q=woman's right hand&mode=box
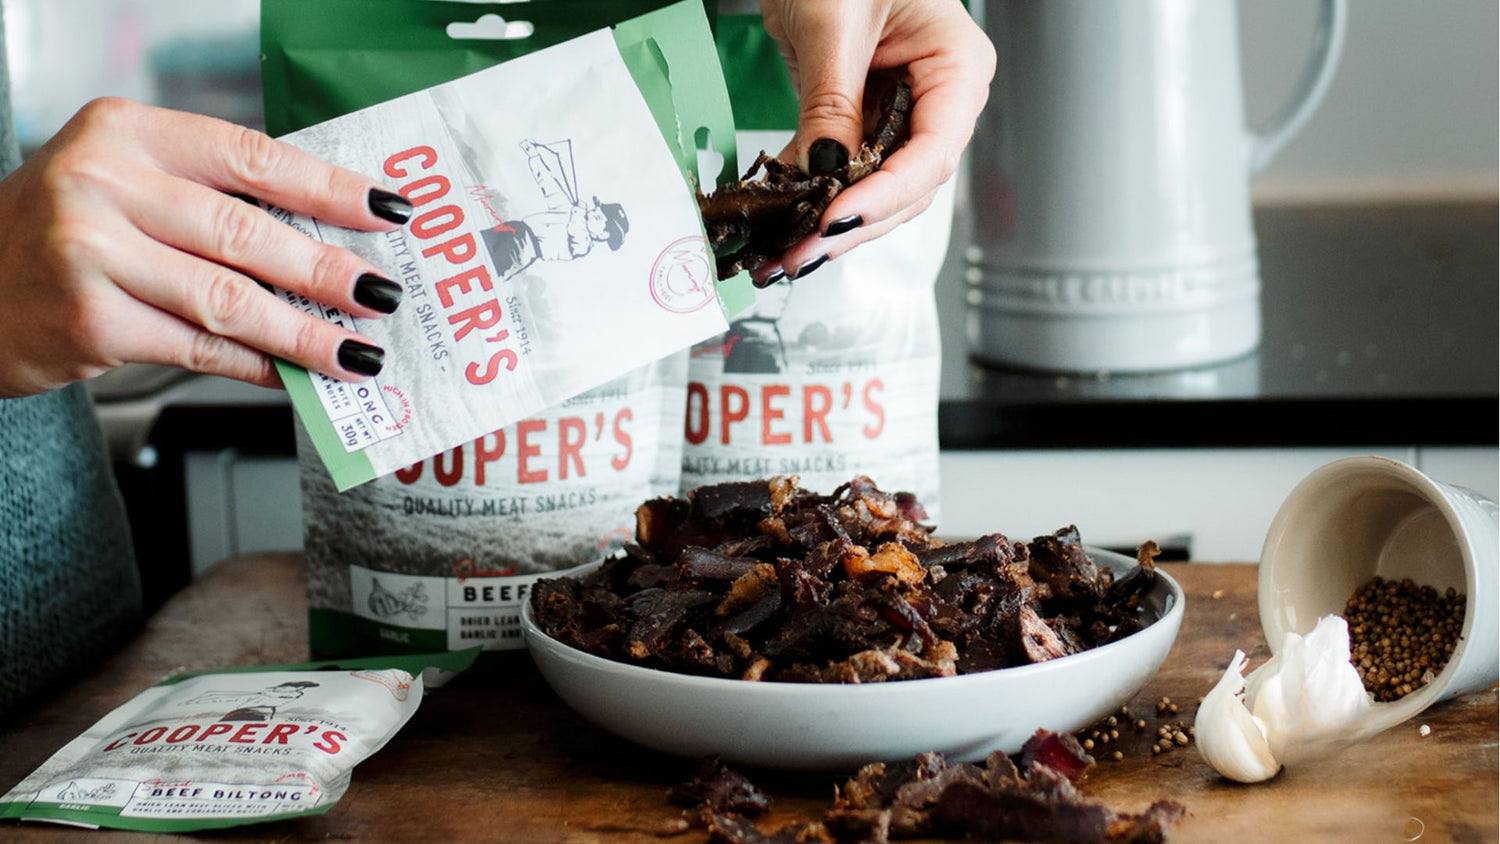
[0,97,414,398]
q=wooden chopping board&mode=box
[0,555,1494,843]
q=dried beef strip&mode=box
[680,546,764,581]
[532,474,1160,683]
[1029,525,1103,605]
[700,82,914,279]
[1019,729,1094,783]
[689,734,1185,844]
[670,757,773,819]
[824,734,1184,843]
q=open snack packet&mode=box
[260,0,745,491]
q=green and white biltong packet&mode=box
[262,0,745,657]
[260,0,749,492]
[0,650,477,831]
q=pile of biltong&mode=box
[678,732,1186,844]
[530,475,1162,683]
[698,82,913,279]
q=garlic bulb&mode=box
[1195,615,1374,783]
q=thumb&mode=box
[784,12,876,176]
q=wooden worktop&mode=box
[2,553,1495,842]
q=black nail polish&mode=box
[354,273,403,314]
[754,269,787,289]
[338,340,385,377]
[808,138,849,176]
[823,215,863,238]
[368,188,413,225]
[791,254,829,280]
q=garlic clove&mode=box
[1246,615,1372,766]
[1194,650,1282,783]
[1197,615,1376,781]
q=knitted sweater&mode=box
[0,9,144,718]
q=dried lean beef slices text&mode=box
[530,475,1162,683]
[698,82,913,280]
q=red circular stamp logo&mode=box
[381,384,412,433]
[650,236,716,314]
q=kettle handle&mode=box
[1248,0,1348,173]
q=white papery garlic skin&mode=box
[1195,615,1374,783]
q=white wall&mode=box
[1240,0,1498,201]
[937,447,1500,563]
[5,1,1496,203]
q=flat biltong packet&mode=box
[0,650,475,832]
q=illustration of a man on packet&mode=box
[482,138,629,279]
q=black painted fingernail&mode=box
[791,254,830,280]
[754,269,787,289]
[354,273,403,314]
[338,340,385,377]
[368,188,412,225]
[823,215,863,238]
[808,138,849,176]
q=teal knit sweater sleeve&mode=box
[0,8,143,718]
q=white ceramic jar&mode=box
[1258,455,1499,732]
[967,0,1348,372]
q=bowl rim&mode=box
[521,545,1185,696]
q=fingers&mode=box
[772,2,889,176]
[776,186,938,279]
[817,51,992,234]
[22,272,286,392]
[124,310,284,390]
[818,133,955,235]
[122,173,403,320]
[110,229,386,382]
[90,99,413,232]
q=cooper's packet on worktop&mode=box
[262,0,748,491]
[0,650,477,832]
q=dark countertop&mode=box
[936,202,1498,448]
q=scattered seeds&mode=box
[1075,706,1195,762]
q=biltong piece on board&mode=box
[700,81,914,279]
[670,756,772,818]
[690,733,1185,844]
[821,733,1184,843]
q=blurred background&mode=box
[5,0,1494,197]
[3,0,1493,600]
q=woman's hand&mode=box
[0,98,414,398]
[756,0,995,283]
